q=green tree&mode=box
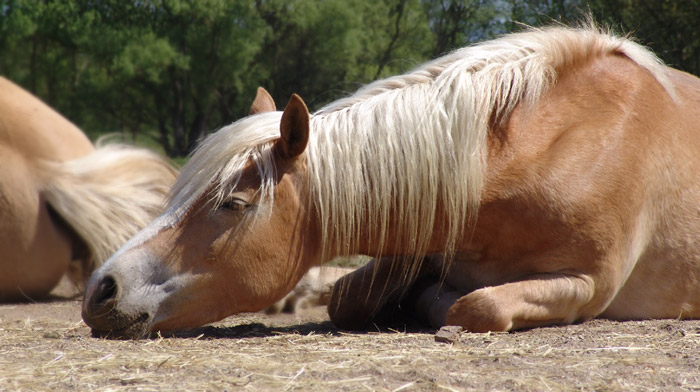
[253,0,433,109]
[0,1,93,120]
[1,0,268,156]
[2,0,698,157]
[425,0,507,57]
[81,0,267,156]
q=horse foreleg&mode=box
[408,278,464,328]
[417,273,596,332]
[328,257,424,330]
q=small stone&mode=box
[434,325,463,343]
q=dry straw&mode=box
[2,302,700,391]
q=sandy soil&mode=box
[2,287,700,392]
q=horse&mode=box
[0,78,348,311]
[82,25,700,338]
[0,76,178,301]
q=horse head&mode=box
[82,90,321,338]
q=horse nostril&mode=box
[83,274,123,331]
[94,275,118,306]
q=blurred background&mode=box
[1,0,698,158]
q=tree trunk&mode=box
[374,0,407,80]
[170,72,187,156]
[157,116,173,157]
[186,108,207,154]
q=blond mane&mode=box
[168,26,672,273]
[166,112,282,220]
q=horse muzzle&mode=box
[82,273,152,339]
[81,247,171,339]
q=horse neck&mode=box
[301,27,678,264]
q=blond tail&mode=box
[41,144,177,284]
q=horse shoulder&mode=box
[459,53,687,322]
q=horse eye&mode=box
[220,198,251,211]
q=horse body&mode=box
[0,76,94,299]
[0,76,177,301]
[82,26,700,338]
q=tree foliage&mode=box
[1,0,698,156]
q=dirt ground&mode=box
[2,282,700,392]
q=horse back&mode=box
[0,76,93,163]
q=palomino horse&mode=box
[0,76,177,301]
[83,25,700,338]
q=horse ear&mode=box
[277,94,309,159]
[249,87,276,115]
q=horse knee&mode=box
[445,288,513,332]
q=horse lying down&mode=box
[0,76,176,301]
[0,76,344,313]
[83,25,700,338]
